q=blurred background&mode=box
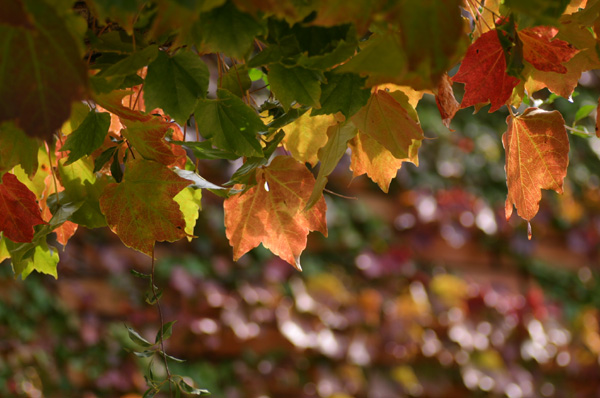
[2,75,600,398]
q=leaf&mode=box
[144,50,210,125]
[452,29,520,112]
[155,320,177,344]
[61,110,111,165]
[194,89,264,157]
[172,169,225,191]
[14,241,59,280]
[434,73,460,130]
[0,121,39,177]
[0,0,88,140]
[310,72,370,119]
[174,187,202,241]
[395,0,467,89]
[574,104,596,122]
[503,108,569,223]
[194,1,264,58]
[351,90,424,159]
[268,64,323,111]
[336,33,408,87]
[178,379,210,395]
[282,112,336,166]
[349,131,418,193]
[97,45,159,78]
[224,156,327,269]
[99,159,192,256]
[121,117,177,165]
[306,121,358,210]
[0,173,46,243]
[519,26,579,73]
[172,140,239,160]
[221,64,252,98]
[126,325,154,348]
[505,0,570,27]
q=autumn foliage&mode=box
[0,0,597,277]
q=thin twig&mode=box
[323,188,358,200]
[45,142,60,206]
[150,247,173,397]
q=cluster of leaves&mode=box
[1,0,599,276]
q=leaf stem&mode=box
[150,246,173,397]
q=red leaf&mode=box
[452,29,520,112]
[503,108,569,223]
[0,173,46,242]
[519,26,579,73]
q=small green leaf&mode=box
[160,351,186,363]
[110,151,123,183]
[171,140,239,160]
[194,89,264,157]
[268,64,323,111]
[145,50,210,125]
[62,110,111,165]
[126,326,154,348]
[94,146,118,173]
[574,104,596,123]
[311,72,370,119]
[133,350,156,358]
[155,321,177,343]
[98,45,159,78]
[178,379,210,395]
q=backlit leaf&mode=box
[351,90,424,160]
[434,73,460,130]
[0,121,39,177]
[99,159,192,256]
[519,26,579,73]
[121,117,177,165]
[282,112,336,166]
[503,108,569,224]
[145,50,210,125]
[224,156,327,269]
[0,0,88,140]
[174,187,202,241]
[311,72,370,119]
[452,29,520,112]
[0,173,46,243]
[194,89,264,157]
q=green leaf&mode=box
[94,146,118,172]
[126,326,154,347]
[58,158,110,228]
[194,1,264,58]
[61,110,111,165]
[155,320,177,344]
[97,45,158,78]
[574,104,596,122]
[306,121,358,209]
[171,140,239,160]
[0,121,39,177]
[132,350,156,358]
[505,0,570,27]
[194,89,264,157]
[268,64,323,111]
[16,241,59,280]
[145,50,210,125]
[221,65,252,98]
[310,72,370,119]
[0,0,88,140]
[178,379,210,395]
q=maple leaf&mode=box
[452,29,520,112]
[434,73,460,130]
[0,0,88,140]
[121,117,177,165]
[99,159,192,256]
[349,131,417,193]
[224,156,327,269]
[503,108,569,225]
[0,173,46,243]
[282,112,336,166]
[61,109,111,165]
[519,26,579,73]
[351,90,424,159]
[0,121,39,177]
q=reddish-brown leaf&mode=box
[224,156,327,269]
[503,108,569,224]
[99,159,191,256]
[452,29,520,112]
[435,73,460,130]
[519,26,579,73]
[0,173,46,242]
[121,118,177,165]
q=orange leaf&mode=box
[519,26,579,73]
[351,90,424,159]
[0,173,46,243]
[452,29,520,112]
[99,159,191,256]
[121,118,177,165]
[224,156,327,269]
[434,73,459,130]
[503,108,569,224]
[349,131,416,193]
